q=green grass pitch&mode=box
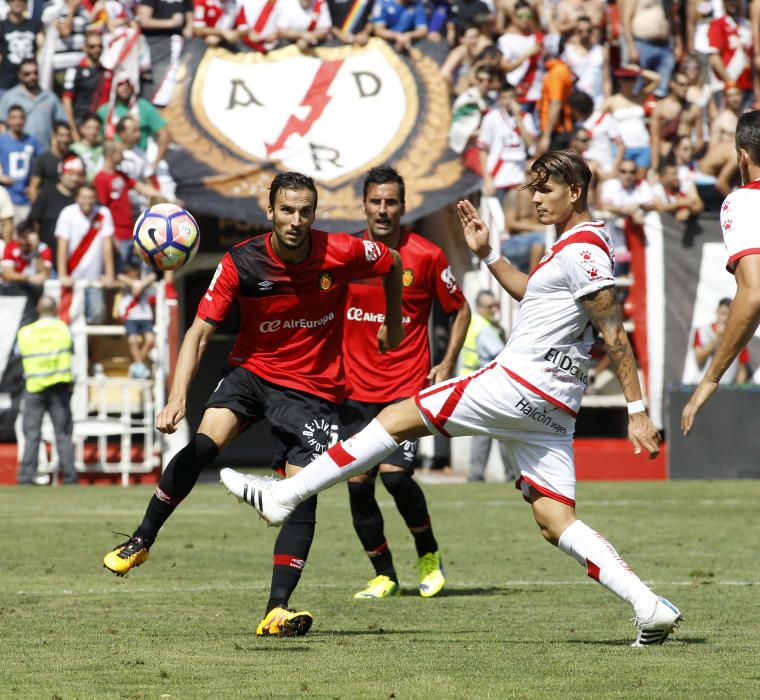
[2,478,760,698]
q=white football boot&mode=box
[631,598,683,647]
[220,468,294,526]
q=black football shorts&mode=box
[205,365,334,470]
[334,398,418,472]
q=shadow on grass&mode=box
[565,636,707,646]
[396,586,506,598]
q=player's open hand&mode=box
[156,399,186,434]
[681,380,718,436]
[377,322,404,353]
[627,412,661,459]
[456,199,490,257]
[427,360,453,385]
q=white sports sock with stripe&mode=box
[558,520,658,619]
[274,419,399,507]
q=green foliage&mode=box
[2,480,760,698]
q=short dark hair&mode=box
[18,58,36,71]
[123,260,141,273]
[17,219,35,237]
[718,297,732,308]
[75,183,97,196]
[475,45,501,62]
[7,104,25,116]
[476,290,496,306]
[362,165,405,203]
[474,64,499,80]
[268,172,318,209]
[80,112,103,127]
[736,109,760,165]
[523,150,592,206]
[54,120,71,133]
[567,91,594,119]
[513,0,533,14]
[116,115,137,133]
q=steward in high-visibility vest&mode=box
[461,291,507,375]
[15,295,78,486]
[17,316,73,393]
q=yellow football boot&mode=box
[256,606,313,637]
[353,575,401,599]
[103,536,150,576]
[418,551,446,598]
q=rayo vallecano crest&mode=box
[163,39,475,227]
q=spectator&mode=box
[448,63,499,156]
[2,218,52,288]
[0,60,68,150]
[236,0,283,52]
[61,30,108,138]
[138,0,193,38]
[693,297,750,385]
[461,290,516,483]
[0,104,42,225]
[672,132,739,205]
[39,0,93,87]
[686,0,723,55]
[15,294,78,485]
[450,0,491,38]
[479,80,536,199]
[96,76,169,173]
[599,158,655,271]
[118,259,156,378]
[536,33,573,153]
[0,184,13,242]
[93,141,164,265]
[55,182,115,324]
[275,0,333,52]
[562,14,610,108]
[651,160,704,221]
[679,51,715,131]
[69,112,104,181]
[496,0,544,112]
[192,0,241,46]
[568,91,621,182]
[28,154,83,251]
[28,120,73,201]
[650,71,705,172]
[426,0,452,42]
[707,0,753,103]
[622,0,679,97]
[440,23,493,95]
[549,0,607,39]
[371,0,428,52]
[329,0,374,45]
[602,65,660,180]
[0,0,43,93]
[711,81,745,145]
[115,115,150,209]
[501,161,546,273]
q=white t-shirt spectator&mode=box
[55,202,114,280]
[497,31,544,103]
[276,0,332,33]
[478,109,536,189]
[600,177,654,253]
[119,287,154,321]
[563,43,605,107]
[583,110,620,175]
[0,184,13,221]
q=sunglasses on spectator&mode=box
[515,11,533,18]
[87,43,103,49]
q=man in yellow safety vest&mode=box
[461,290,516,482]
[16,295,78,485]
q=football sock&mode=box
[557,519,658,619]
[274,419,399,507]
[348,480,397,581]
[133,433,219,544]
[380,471,438,557]
[266,495,317,613]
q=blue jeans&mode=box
[502,231,546,273]
[84,287,106,325]
[634,38,675,97]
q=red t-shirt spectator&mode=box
[2,240,53,275]
[93,169,137,241]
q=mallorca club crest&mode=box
[318,271,333,291]
[402,268,415,287]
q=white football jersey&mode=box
[496,220,615,416]
[719,180,760,273]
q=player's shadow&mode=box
[565,636,707,646]
[423,586,509,597]
[314,629,424,636]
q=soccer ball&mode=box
[133,203,200,271]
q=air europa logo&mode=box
[259,312,335,333]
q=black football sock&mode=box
[380,471,438,557]
[348,480,397,582]
[133,433,219,545]
[266,496,317,614]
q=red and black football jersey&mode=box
[196,229,393,402]
[343,230,466,403]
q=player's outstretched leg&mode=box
[221,417,403,525]
[380,470,445,598]
[103,434,219,576]
[349,476,400,599]
[257,496,316,636]
[532,494,683,646]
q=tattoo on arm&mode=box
[581,287,641,400]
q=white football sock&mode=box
[273,419,399,507]
[558,520,658,619]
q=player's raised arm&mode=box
[378,248,404,352]
[682,254,760,435]
[581,286,661,458]
[456,199,529,301]
[156,316,217,433]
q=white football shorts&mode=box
[415,362,578,506]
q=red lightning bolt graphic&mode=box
[265,60,343,157]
